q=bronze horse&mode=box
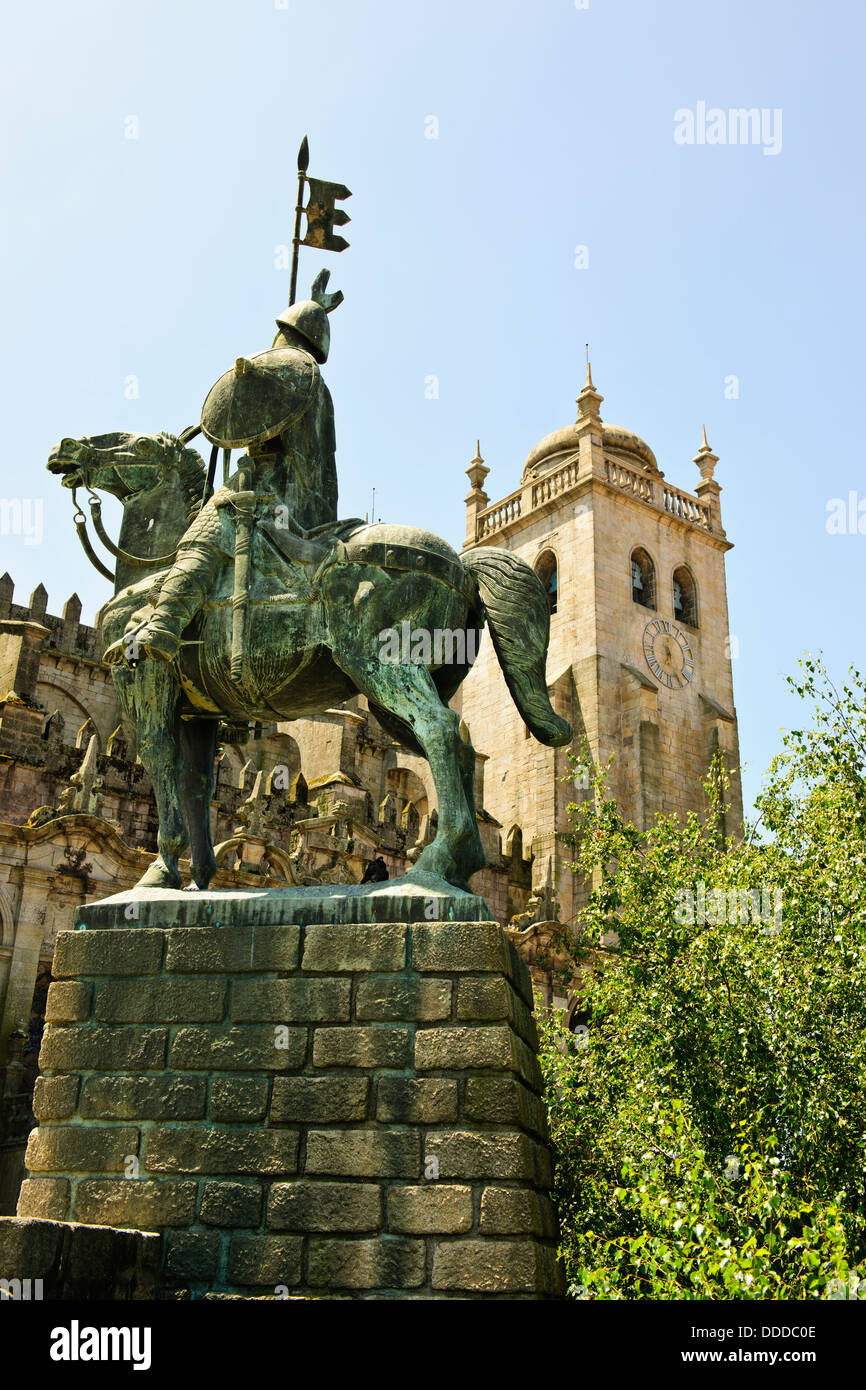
[48,431,571,895]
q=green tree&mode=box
[540,657,866,1299]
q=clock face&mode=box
[643,618,694,689]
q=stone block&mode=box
[479,1186,555,1237]
[45,981,92,1023]
[145,1127,298,1176]
[33,1075,80,1121]
[270,1076,368,1124]
[305,1129,420,1179]
[171,1025,306,1072]
[164,1230,221,1284]
[307,1236,425,1289]
[423,1130,541,1182]
[74,1179,197,1229]
[210,1076,269,1123]
[463,1076,548,1138]
[25,1126,139,1174]
[302,924,406,973]
[39,1024,167,1073]
[387,1185,472,1234]
[80,1075,206,1121]
[53,928,164,978]
[267,1181,381,1233]
[312,1026,409,1069]
[455,976,538,1047]
[199,1181,263,1228]
[414,1025,516,1071]
[94,978,226,1024]
[15,1179,70,1221]
[228,1235,303,1287]
[164,924,300,974]
[355,976,452,1022]
[231,977,350,1023]
[432,1239,546,1293]
[411,921,506,973]
[376,1077,458,1124]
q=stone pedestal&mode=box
[0,1216,159,1300]
[16,918,563,1299]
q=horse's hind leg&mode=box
[332,642,484,890]
[114,663,187,889]
[179,718,219,889]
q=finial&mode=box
[693,423,719,483]
[465,440,489,493]
[576,355,603,420]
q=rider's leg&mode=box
[104,543,222,666]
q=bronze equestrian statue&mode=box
[48,273,571,898]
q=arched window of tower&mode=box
[534,550,558,616]
[673,566,699,628]
[630,548,656,609]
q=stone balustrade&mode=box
[472,450,714,543]
[662,484,712,530]
[475,490,522,540]
[531,455,579,510]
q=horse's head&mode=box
[47,430,191,500]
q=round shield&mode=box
[200,345,319,449]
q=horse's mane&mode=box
[172,441,207,520]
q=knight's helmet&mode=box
[273,267,344,364]
[200,270,344,450]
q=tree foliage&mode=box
[540,658,866,1299]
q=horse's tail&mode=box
[461,547,572,747]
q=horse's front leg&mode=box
[115,663,188,889]
[179,718,219,889]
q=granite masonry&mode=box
[13,918,563,1299]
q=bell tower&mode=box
[457,368,743,931]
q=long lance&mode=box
[230,455,256,684]
[230,138,348,681]
[288,134,310,308]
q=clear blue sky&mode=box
[2,0,864,816]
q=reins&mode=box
[69,428,208,583]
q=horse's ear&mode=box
[178,424,202,446]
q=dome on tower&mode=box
[521,363,660,479]
[523,420,659,477]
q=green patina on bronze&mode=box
[47,272,571,909]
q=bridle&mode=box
[68,426,213,583]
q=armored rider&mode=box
[104,272,342,667]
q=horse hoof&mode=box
[136,862,182,891]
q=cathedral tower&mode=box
[458,367,743,931]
